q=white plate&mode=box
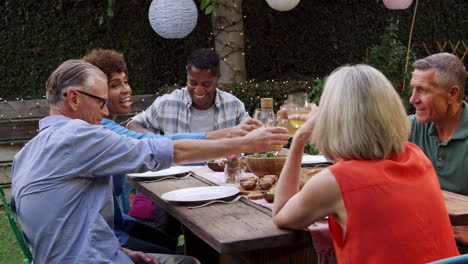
[302,155,329,165]
[161,186,240,203]
[127,166,191,178]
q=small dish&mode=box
[262,192,275,203]
[207,161,224,172]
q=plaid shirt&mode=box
[131,87,250,135]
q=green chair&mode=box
[0,186,33,264]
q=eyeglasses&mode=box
[63,90,108,109]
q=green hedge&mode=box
[154,77,322,115]
[1,0,466,100]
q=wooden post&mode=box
[212,0,246,84]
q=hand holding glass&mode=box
[253,108,276,128]
[286,93,309,129]
[253,109,282,150]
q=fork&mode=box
[187,195,242,209]
[143,173,192,183]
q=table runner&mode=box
[190,166,337,264]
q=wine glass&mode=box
[286,92,309,129]
[277,105,297,136]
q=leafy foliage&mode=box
[307,77,326,104]
[367,18,416,113]
[304,143,319,155]
[200,0,217,15]
[219,78,320,114]
[1,0,466,100]
[153,77,321,115]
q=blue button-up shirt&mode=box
[12,115,173,264]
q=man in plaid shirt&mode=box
[127,49,256,139]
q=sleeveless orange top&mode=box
[328,142,459,264]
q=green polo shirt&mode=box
[408,102,468,195]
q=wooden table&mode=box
[128,167,468,263]
[442,190,468,226]
[128,169,317,264]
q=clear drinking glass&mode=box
[277,105,297,136]
[253,108,281,151]
[286,92,309,129]
[253,108,276,128]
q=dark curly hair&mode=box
[81,49,128,80]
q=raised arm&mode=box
[172,126,289,164]
[127,120,157,134]
[205,119,262,139]
[273,104,346,230]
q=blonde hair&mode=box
[311,64,410,160]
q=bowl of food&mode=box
[245,153,287,177]
[206,160,225,172]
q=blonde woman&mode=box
[273,65,459,263]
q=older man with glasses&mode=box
[11,59,289,264]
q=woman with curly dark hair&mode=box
[82,48,202,264]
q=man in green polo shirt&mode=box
[408,53,466,195]
[407,52,467,250]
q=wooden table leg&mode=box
[183,226,219,264]
[183,226,318,264]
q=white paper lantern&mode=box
[383,0,413,9]
[148,0,198,39]
[266,0,300,11]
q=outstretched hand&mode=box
[122,248,160,264]
[453,226,468,245]
[243,126,290,153]
[289,103,319,145]
[228,119,263,138]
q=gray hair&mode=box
[311,64,410,161]
[46,59,107,106]
[413,53,466,101]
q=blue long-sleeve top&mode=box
[101,118,206,140]
[101,118,206,245]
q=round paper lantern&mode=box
[383,0,413,9]
[266,0,300,11]
[148,0,198,39]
